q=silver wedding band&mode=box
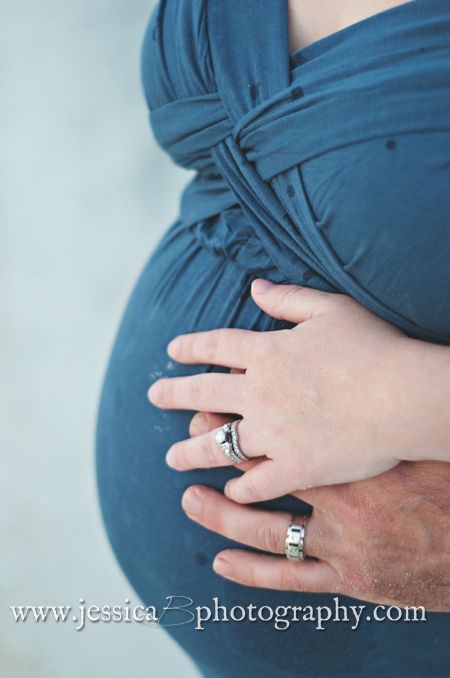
[215,419,250,464]
[285,518,307,561]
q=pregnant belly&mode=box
[95,217,450,675]
[94,219,325,674]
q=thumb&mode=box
[250,279,332,323]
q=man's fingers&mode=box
[167,328,262,369]
[251,279,340,323]
[181,485,329,560]
[213,549,340,593]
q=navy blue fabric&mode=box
[96,1,450,675]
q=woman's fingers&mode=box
[212,550,339,593]
[188,370,245,436]
[167,327,262,369]
[181,485,328,560]
[148,372,245,413]
[250,279,338,323]
[189,411,227,437]
[166,418,264,470]
[187,414,341,508]
[224,455,314,504]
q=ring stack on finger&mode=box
[215,419,250,464]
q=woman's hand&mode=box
[180,417,450,611]
[148,280,450,501]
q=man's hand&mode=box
[181,412,450,610]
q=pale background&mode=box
[1,0,199,675]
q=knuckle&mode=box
[203,330,223,363]
[255,331,276,358]
[277,285,303,316]
[254,516,281,553]
[188,378,203,407]
[244,371,271,409]
[341,491,378,530]
[281,285,302,305]
[242,560,260,588]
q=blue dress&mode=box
[96,1,450,675]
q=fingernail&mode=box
[148,381,163,403]
[190,413,209,435]
[252,278,273,295]
[167,337,181,356]
[213,556,234,578]
[182,488,202,518]
[165,446,179,469]
[224,482,233,499]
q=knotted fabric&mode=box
[141,0,450,343]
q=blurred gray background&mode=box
[1,1,199,675]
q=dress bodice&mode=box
[140,0,450,343]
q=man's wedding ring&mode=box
[285,520,307,561]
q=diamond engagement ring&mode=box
[215,419,250,464]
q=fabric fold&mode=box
[140,0,450,343]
